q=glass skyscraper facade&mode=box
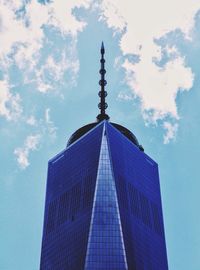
[40,43,168,269]
[40,121,168,269]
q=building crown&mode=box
[67,43,144,151]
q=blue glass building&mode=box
[40,44,168,270]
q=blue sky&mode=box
[0,1,200,269]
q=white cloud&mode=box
[45,108,57,139]
[0,79,22,121]
[0,0,90,67]
[99,1,126,31]
[26,115,37,126]
[163,122,178,144]
[118,91,133,101]
[35,51,79,93]
[0,0,91,108]
[99,0,200,142]
[47,0,91,35]
[14,109,57,169]
[123,56,193,121]
[14,134,41,169]
[45,108,51,123]
[0,0,46,69]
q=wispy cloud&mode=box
[0,0,91,118]
[163,122,178,144]
[99,0,200,142]
[14,134,41,169]
[0,79,22,121]
[35,51,79,93]
[118,91,134,101]
[15,108,57,168]
[0,0,90,168]
[44,108,57,139]
[0,0,90,68]
[26,115,37,126]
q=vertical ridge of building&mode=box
[97,42,110,122]
[84,122,128,270]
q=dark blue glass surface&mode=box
[40,122,104,270]
[40,120,168,269]
[85,132,127,270]
[106,122,168,270]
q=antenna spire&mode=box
[97,42,110,122]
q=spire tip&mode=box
[101,41,105,54]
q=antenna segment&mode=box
[96,42,110,121]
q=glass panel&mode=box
[85,132,128,270]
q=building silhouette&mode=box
[40,43,168,270]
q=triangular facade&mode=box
[85,123,128,269]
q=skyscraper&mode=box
[40,43,168,270]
